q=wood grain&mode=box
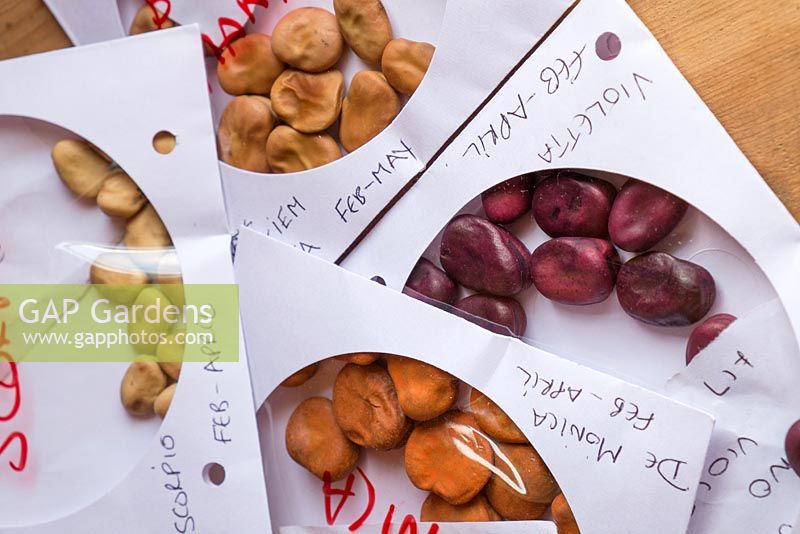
[629,0,800,220]
[0,0,798,219]
[0,0,70,60]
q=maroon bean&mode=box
[454,294,527,336]
[685,313,737,364]
[481,174,534,224]
[608,179,688,252]
[404,258,459,304]
[785,419,800,476]
[530,238,620,305]
[617,252,716,326]
[440,215,532,297]
[532,171,617,238]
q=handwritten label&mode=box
[516,364,699,494]
[0,296,28,473]
[459,43,655,167]
[147,0,288,62]
[155,434,196,533]
[231,218,321,259]
[198,307,233,445]
[461,45,586,159]
[322,468,439,534]
[537,72,653,164]
[702,350,754,397]
[334,141,418,224]
[145,0,173,28]
[666,301,800,534]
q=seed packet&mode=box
[45,0,574,262]
[340,0,800,530]
[0,27,269,532]
[234,227,714,534]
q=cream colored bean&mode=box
[156,333,184,381]
[129,288,173,355]
[217,33,285,96]
[97,169,146,218]
[271,70,344,133]
[266,126,341,173]
[271,8,343,72]
[152,251,185,307]
[120,357,168,415]
[333,0,393,64]
[90,254,148,286]
[340,70,400,152]
[381,38,435,96]
[90,253,149,305]
[52,139,112,199]
[218,95,275,172]
[154,383,177,418]
[124,204,171,249]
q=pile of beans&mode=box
[405,170,737,362]
[128,1,435,174]
[51,137,183,419]
[282,353,580,531]
[216,1,434,173]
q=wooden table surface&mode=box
[1,0,798,220]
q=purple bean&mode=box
[785,419,800,476]
[608,179,688,252]
[530,237,620,305]
[404,258,458,305]
[685,313,737,364]
[617,252,716,326]
[440,215,532,297]
[481,174,535,224]
[454,294,527,336]
[532,171,617,238]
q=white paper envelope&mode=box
[235,227,714,534]
[339,0,800,531]
[0,27,270,532]
[46,0,576,263]
[219,0,575,263]
[667,300,800,533]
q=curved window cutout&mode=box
[262,353,574,530]
[0,115,184,527]
[407,168,782,387]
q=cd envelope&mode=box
[0,26,269,533]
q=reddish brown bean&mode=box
[281,363,320,387]
[454,294,527,336]
[420,493,501,522]
[484,443,559,520]
[685,313,737,364]
[386,356,458,421]
[335,352,381,366]
[403,258,458,305]
[440,215,532,297]
[332,363,412,450]
[552,493,581,534]
[608,179,688,252]
[617,252,716,326]
[532,172,617,238]
[285,397,360,481]
[531,238,620,305]
[470,388,527,444]
[481,175,535,225]
[404,411,493,505]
